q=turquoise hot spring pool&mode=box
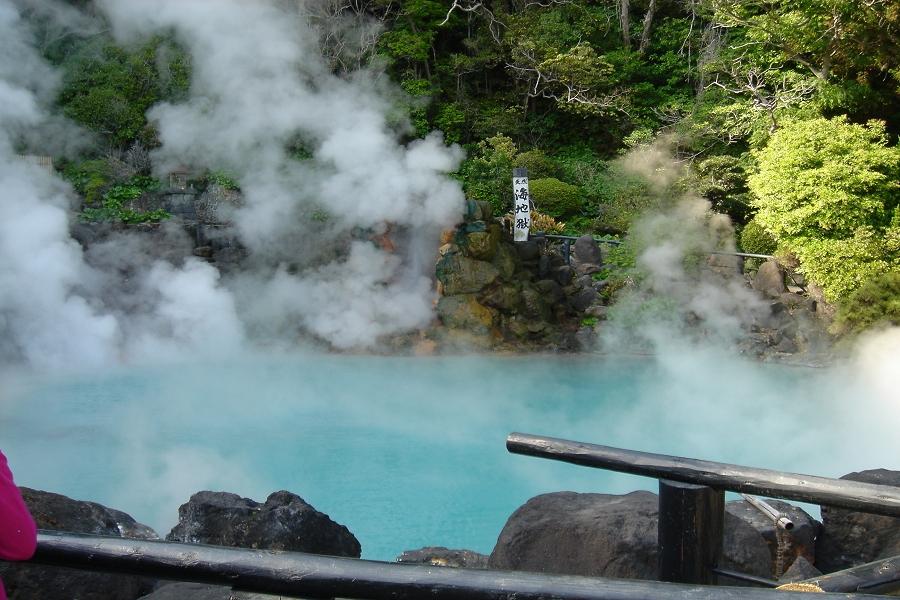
[0,352,894,560]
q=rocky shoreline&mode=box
[4,469,899,599]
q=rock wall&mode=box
[433,202,609,351]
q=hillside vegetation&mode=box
[28,0,900,332]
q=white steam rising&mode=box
[0,0,119,369]
[1,0,465,370]
[603,141,768,352]
[98,0,465,349]
[0,0,246,369]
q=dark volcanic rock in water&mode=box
[0,488,158,600]
[397,546,489,568]
[817,469,900,572]
[722,499,820,583]
[488,491,659,579]
[166,490,361,557]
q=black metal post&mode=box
[21,532,890,600]
[506,433,900,517]
[658,479,724,584]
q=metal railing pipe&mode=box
[24,532,889,600]
[506,433,900,517]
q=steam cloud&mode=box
[600,140,769,353]
[98,0,465,349]
[0,0,465,371]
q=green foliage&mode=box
[516,149,562,179]
[695,155,753,224]
[459,135,518,215]
[433,102,466,144]
[739,218,777,255]
[749,116,900,302]
[529,177,582,219]
[580,316,599,327]
[833,271,900,336]
[81,175,169,224]
[57,35,191,147]
[206,170,240,190]
[63,159,112,205]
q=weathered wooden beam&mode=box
[658,480,724,584]
[24,531,890,600]
[506,433,900,517]
[803,554,900,595]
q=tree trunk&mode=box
[619,0,631,50]
[638,0,657,54]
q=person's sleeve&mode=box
[0,452,37,561]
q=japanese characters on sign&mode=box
[512,168,530,242]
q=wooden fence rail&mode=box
[21,531,890,600]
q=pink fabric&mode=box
[0,451,36,600]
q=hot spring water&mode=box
[1,352,894,560]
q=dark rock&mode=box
[569,288,598,312]
[0,488,158,600]
[437,294,497,333]
[492,244,518,280]
[777,556,822,583]
[534,279,564,305]
[481,284,522,312]
[778,293,807,310]
[488,491,659,579]
[515,240,541,261]
[436,255,500,295]
[520,286,551,322]
[722,499,820,582]
[553,265,575,286]
[774,335,798,354]
[397,547,489,569]
[573,235,602,265]
[538,255,552,278]
[752,260,787,297]
[166,490,361,557]
[574,262,602,276]
[818,469,900,572]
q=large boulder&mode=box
[436,254,500,295]
[722,499,820,583]
[817,469,900,572]
[166,490,361,558]
[488,491,659,579]
[397,547,489,569]
[0,488,158,600]
[573,235,602,268]
[436,294,497,333]
[488,491,821,584]
[752,260,787,297]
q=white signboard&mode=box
[512,169,530,242]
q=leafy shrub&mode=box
[749,117,900,303]
[529,177,582,218]
[81,176,169,224]
[739,218,777,255]
[516,149,562,179]
[832,271,900,336]
[459,134,518,215]
[695,155,753,224]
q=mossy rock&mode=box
[436,294,497,334]
[436,255,500,295]
[464,224,501,260]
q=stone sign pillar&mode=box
[512,167,530,242]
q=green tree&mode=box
[749,116,900,302]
